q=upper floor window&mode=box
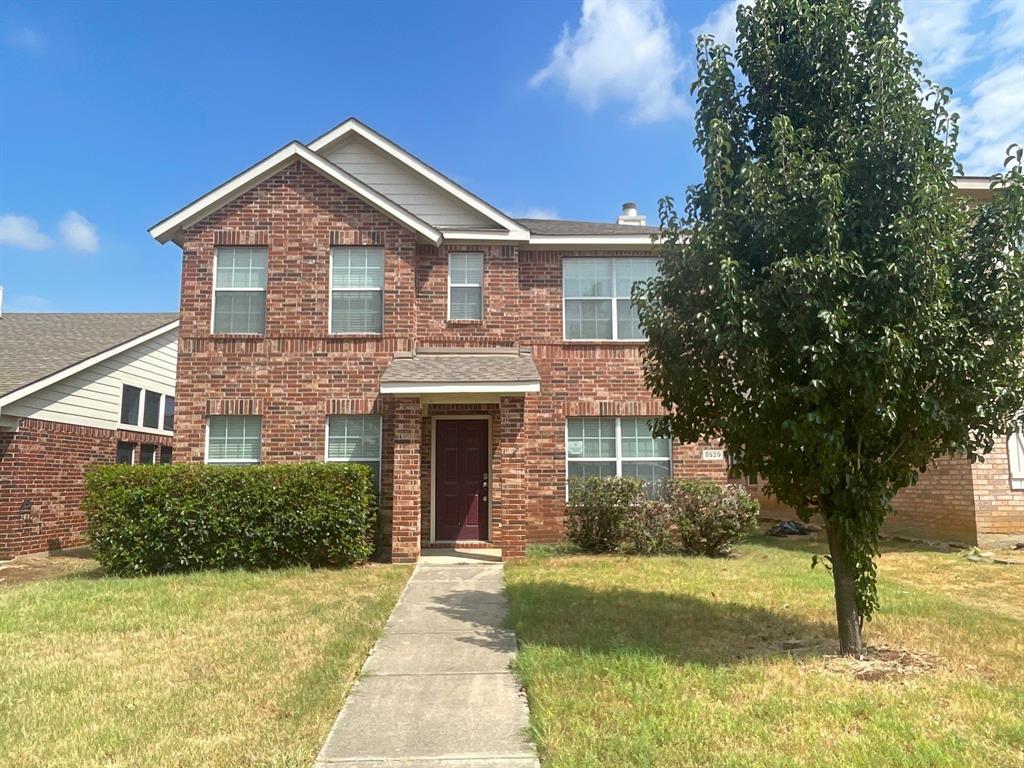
[448,252,483,320]
[331,246,383,334]
[563,257,659,340]
[326,415,382,485]
[206,415,261,464]
[120,384,174,432]
[566,416,670,495]
[1009,432,1024,490]
[213,246,267,334]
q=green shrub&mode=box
[625,497,674,555]
[566,476,645,553]
[663,479,759,556]
[83,463,377,576]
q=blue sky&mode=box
[1,0,1021,313]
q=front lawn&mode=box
[506,535,1024,768]
[0,563,411,768]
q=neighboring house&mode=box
[0,312,179,556]
[148,118,1022,560]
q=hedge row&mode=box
[83,463,377,576]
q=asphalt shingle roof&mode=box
[381,348,540,386]
[515,218,660,236]
[0,313,178,398]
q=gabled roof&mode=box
[148,142,443,246]
[309,118,530,239]
[0,313,179,405]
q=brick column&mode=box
[390,397,422,563]
[497,397,528,560]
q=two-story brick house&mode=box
[150,119,1023,560]
[149,118,732,562]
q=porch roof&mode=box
[380,348,540,395]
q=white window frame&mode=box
[564,416,671,495]
[211,246,268,335]
[324,415,383,485]
[1009,432,1024,491]
[562,257,658,341]
[329,246,384,335]
[118,383,175,434]
[204,415,262,465]
[447,251,484,321]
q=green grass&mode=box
[506,536,1024,768]
[0,564,411,768]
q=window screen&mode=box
[331,247,384,333]
[566,417,670,496]
[143,391,161,429]
[563,257,658,340]
[120,385,141,426]
[449,252,483,320]
[207,415,262,463]
[327,415,382,484]
[213,246,267,334]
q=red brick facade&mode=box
[171,162,733,560]
[171,160,1022,557]
[0,418,173,557]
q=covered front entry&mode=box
[433,417,489,541]
[380,347,541,563]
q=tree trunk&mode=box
[824,517,864,656]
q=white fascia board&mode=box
[149,142,442,246]
[308,118,530,239]
[523,235,661,248]
[441,230,531,242]
[954,176,995,191]
[380,381,541,395]
[0,320,180,411]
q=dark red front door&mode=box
[435,419,489,541]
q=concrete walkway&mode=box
[314,550,539,768]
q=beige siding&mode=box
[322,136,497,229]
[4,329,178,431]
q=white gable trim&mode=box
[0,320,180,411]
[309,119,530,239]
[149,142,442,245]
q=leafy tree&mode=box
[637,0,1024,654]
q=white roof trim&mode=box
[380,381,541,395]
[149,142,442,245]
[523,235,660,247]
[0,320,180,411]
[309,119,530,239]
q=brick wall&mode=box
[887,455,979,543]
[971,438,1024,546]
[166,162,738,557]
[0,418,172,557]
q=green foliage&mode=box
[567,476,759,556]
[663,479,759,557]
[566,476,645,553]
[636,0,1024,625]
[83,463,377,576]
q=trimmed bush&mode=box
[663,479,759,556]
[84,463,377,576]
[566,476,645,553]
[626,497,674,555]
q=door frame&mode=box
[430,414,492,543]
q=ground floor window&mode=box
[1009,432,1024,490]
[326,415,382,484]
[206,415,262,464]
[566,416,671,494]
[116,441,135,464]
[160,446,172,464]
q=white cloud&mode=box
[0,214,53,250]
[58,211,100,253]
[991,0,1024,51]
[956,61,1024,172]
[507,206,560,220]
[530,0,688,123]
[693,0,750,51]
[5,27,44,53]
[902,0,981,82]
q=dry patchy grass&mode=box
[0,564,411,768]
[506,536,1024,768]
